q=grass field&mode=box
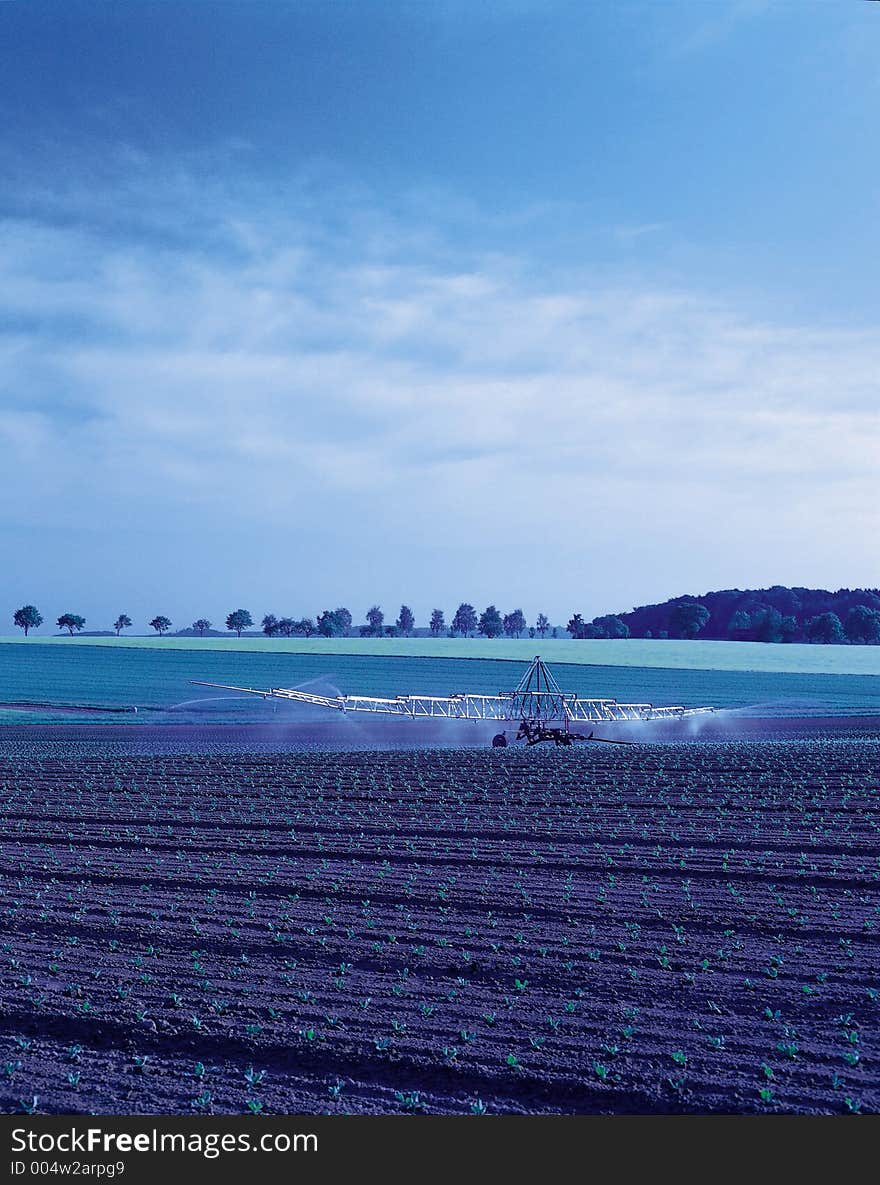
[4,644,880,722]
[3,634,880,676]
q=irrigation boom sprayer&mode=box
[191,655,713,746]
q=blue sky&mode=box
[2,0,879,631]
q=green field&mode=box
[3,634,880,676]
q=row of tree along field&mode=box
[10,604,555,640]
[10,587,880,644]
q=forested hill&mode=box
[614,587,880,644]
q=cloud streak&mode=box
[1,161,878,618]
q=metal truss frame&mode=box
[191,656,713,724]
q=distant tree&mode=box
[727,610,752,638]
[502,609,526,638]
[149,615,172,635]
[551,627,558,638]
[317,610,338,637]
[364,606,384,637]
[396,605,415,636]
[13,605,42,636]
[780,614,798,643]
[478,605,503,639]
[592,614,629,640]
[275,617,295,637]
[317,608,351,637]
[192,619,212,636]
[804,612,844,645]
[567,613,586,639]
[755,609,779,643]
[754,607,784,644]
[295,617,316,637]
[535,613,549,638]
[529,627,536,639]
[429,609,445,636]
[57,613,86,635]
[384,624,398,637]
[261,614,279,637]
[452,603,477,637]
[668,602,710,640]
[844,605,880,645]
[225,609,253,637]
[113,614,132,637]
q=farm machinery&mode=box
[191,655,713,746]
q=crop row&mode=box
[1,742,878,1115]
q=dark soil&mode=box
[0,713,878,752]
[1,731,878,1115]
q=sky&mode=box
[2,0,879,632]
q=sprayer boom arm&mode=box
[189,659,713,723]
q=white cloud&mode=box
[668,0,774,58]
[1,167,878,616]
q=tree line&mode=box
[568,586,880,644]
[10,604,556,640]
[13,586,879,644]
[10,607,256,638]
